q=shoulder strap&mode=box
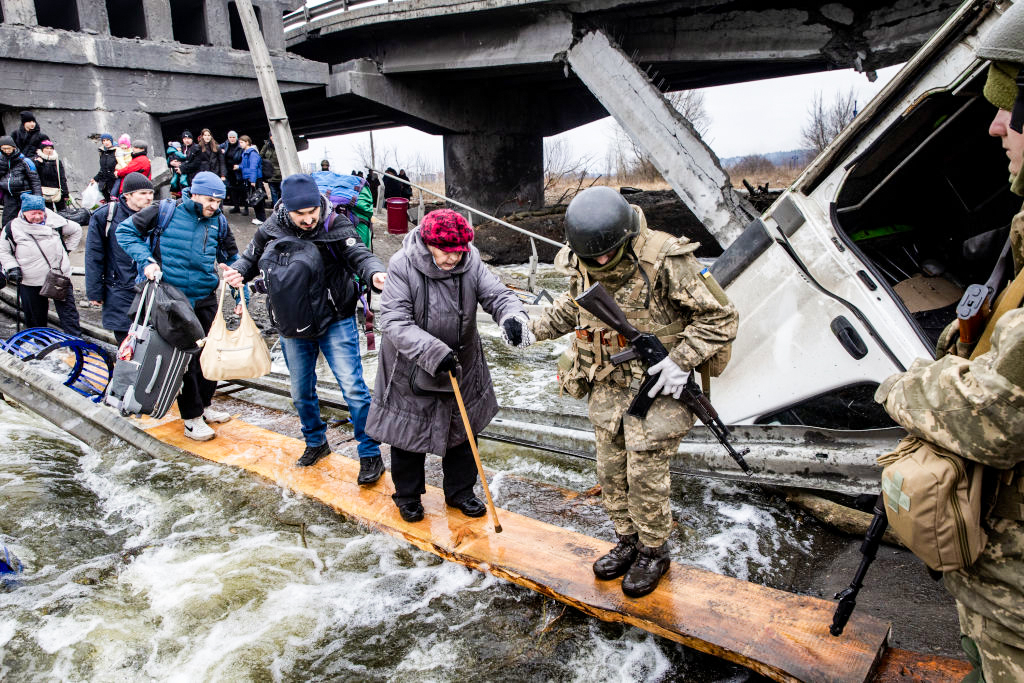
[151,198,179,266]
[26,233,55,270]
[104,201,117,237]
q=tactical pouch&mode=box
[557,344,592,399]
[878,436,987,572]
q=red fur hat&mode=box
[420,209,474,252]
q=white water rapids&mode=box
[0,266,839,681]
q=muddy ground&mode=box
[0,202,967,664]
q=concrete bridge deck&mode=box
[0,0,966,235]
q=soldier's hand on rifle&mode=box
[647,357,689,400]
[500,314,535,348]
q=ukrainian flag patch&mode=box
[700,267,711,279]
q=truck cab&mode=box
[713,1,1018,427]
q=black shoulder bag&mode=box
[27,233,71,300]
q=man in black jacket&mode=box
[84,172,154,344]
[0,136,41,227]
[222,174,389,482]
[12,111,46,160]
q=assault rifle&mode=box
[957,237,1012,348]
[574,282,752,474]
[830,493,887,636]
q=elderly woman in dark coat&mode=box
[366,209,534,522]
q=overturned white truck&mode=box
[712,1,1013,428]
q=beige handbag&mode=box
[199,279,271,381]
[878,435,988,572]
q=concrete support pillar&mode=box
[205,0,232,48]
[1,0,36,25]
[566,30,755,248]
[142,0,173,41]
[443,133,543,217]
[76,0,109,34]
[258,1,284,51]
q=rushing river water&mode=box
[0,264,841,681]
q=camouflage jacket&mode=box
[876,216,1024,642]
[531,209,738,450]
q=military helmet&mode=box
[564,186,639,259]
[977,3,1024,65]
[979,3,1024,132]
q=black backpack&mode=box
[261,157,274,180]
[258,236,333,338]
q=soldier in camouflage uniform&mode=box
[530,186,738,597]
[874,7,1024,680]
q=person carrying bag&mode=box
[199,278,271,381]
[0,193,82,336]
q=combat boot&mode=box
[593,533,639,580]
[621,542,670,597]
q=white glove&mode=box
[647,357,690,399]
[500,314,535,348]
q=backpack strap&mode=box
[104,201,117,237]
[150,197,180,266]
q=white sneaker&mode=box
[203,407,232,424]
[251,218,261,225]
[184,417,215,441]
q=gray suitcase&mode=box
[104,280,191,418]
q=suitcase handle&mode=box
[145,356,163,394]
[131,275,162,331]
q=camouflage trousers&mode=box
[957,602,1024,683]
[595,425,674,548]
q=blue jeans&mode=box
[279,316,380,458]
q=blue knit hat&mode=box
[190,171,226,199]
[282,174,321,211]
[20,193,45,213]
[100,133,114,143]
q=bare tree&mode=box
[543,138,597,206]
[668,90,710,138]
[612,89,711,183]
[801,89,858,155]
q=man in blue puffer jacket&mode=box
[116,171,241,442]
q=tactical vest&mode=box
[557,227,691,395]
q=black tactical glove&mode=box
[435,351,458,376]
[500,314,535,348]
[6,267,22,286]
[502,316,523,346]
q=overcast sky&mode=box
[299,64,903,175]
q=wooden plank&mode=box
[141,414,892,683]
[873,649,972,683]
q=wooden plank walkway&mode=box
[140,412,900,683]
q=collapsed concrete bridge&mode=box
[0,0,961,244]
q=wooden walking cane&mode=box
[449,371,502,533]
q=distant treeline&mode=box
[721,149,815,174]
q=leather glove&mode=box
[500,314,535,348]
[6,267,22,286]
[435,351,458,376]
[647,356,690,400]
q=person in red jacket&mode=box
[114,141,151,195]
